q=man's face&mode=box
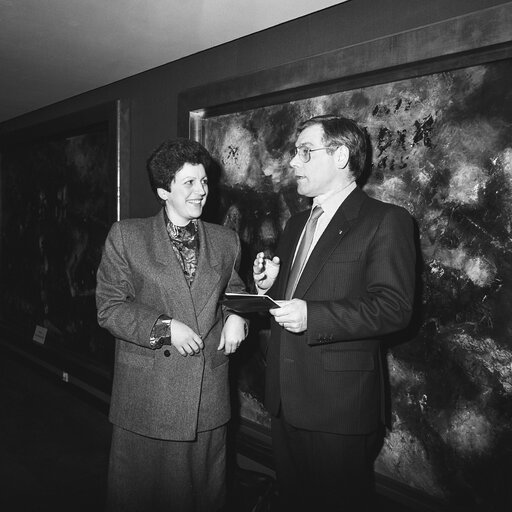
[157,163,208,225]
[290,124,340,198]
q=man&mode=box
[253,115,416,511]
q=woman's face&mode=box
[157,163,208,226]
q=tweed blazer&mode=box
[96,211,246,441]
[265,187,416,435]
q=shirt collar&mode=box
[313,181,357,218]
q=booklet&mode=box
[220,292,280,313]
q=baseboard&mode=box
[0,338,111,406]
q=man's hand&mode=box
[253,252,280,294]
[218,314,247,354]
[169,319,204,357]
[270,299,307,333]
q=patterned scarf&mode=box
[164,210,199,287]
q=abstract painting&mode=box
[0,113,118,377]
[194,58,512,508]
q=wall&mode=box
[0,0,508,219]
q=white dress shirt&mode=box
[291,181,357,279]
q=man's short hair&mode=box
[147,138,212,203]
[298,115,368,180]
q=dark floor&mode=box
[0,349,416,511]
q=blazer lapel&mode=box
[190,221,221,317]
[151,212,196,322]
[293,187,366,298]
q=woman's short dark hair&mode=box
[298,115,368,180]
[147,138,212,203]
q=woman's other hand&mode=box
[218,314,247,355]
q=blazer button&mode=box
[164,349,171,357]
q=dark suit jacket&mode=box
[96,211,246,441]
[265,187,415,435]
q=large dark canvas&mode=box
[193,58,512,506]
[0,111,119,379]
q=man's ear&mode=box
[157,187,169,201]
[334,145,350,170]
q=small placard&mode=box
[33,325,48,345]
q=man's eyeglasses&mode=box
[291,146,333,163]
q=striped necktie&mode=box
[284,205,323,300]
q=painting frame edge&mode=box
[178,3,512,134]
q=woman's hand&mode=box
[170,319,204,357]
[218,314,247,355]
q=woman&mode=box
[96,138,248,511]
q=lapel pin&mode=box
[339,230,343,235]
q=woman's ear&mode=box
[156,188,169,201]
[335,145,350,170]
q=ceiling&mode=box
[0,0,347,124]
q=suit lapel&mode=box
[151,212,196,322]
[190,221,221,317]
[152,215,222,321]
[293,187,366,298]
